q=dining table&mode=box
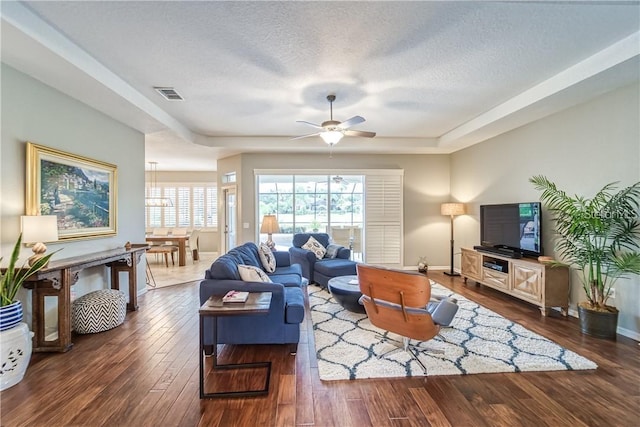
[145,234,191,266]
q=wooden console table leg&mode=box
[109,258,139,312]
[29,269,74,353]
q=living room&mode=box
[1,1,639,425]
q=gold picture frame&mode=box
[26,142,118,240]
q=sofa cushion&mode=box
[269,273,303,287]
[207,254,242,280]
[293,233,330,248]
[238,265,272,282]
[272,264,302,277]
[302,236,326,259]
[314,259,358,277]
[284,287,305,324]
[235,242,262,267]
[258,243,276,272]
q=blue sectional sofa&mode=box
[289,233,358,287]
[199,242,305,350]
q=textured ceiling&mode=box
[2,1,639,170]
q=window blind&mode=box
[364,174,403,266]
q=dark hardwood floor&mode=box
[1,272,638,426]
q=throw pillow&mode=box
[302,236,326,259]
[325,244,343,259]
[237,265,272,283]
[258,243,276,273]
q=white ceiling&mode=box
[1,1,639,171]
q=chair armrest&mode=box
[427,298,459,326]
[289,247,317,263]
[336,247,351,259]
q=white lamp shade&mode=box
[260,215,280,234]
[320,130,344,145]
[441,203,466,216]
[21,215,59,243]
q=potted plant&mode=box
[530,175,640,339]
[1,233,56,321]
[1,233,57,390]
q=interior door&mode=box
[223,186,237,253]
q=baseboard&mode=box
[401,265,454,273]
[616,326,640,341]
[567,307,638,341]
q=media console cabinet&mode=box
[460,247,569,316]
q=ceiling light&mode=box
[320,130,344,145]
[145,161,173,207]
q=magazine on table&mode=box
[222,290,249,303]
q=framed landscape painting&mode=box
[26,142,117,240]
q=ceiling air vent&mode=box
[154,87,184,101]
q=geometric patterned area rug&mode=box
[308,282,597,380]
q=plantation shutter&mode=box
[364,173,403,266]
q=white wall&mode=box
[451,82,640,338]
[217,152,453,270]
[1,64,147,327]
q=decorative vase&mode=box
[0,301,24,331]
[0,322,34,391]
[418,262,428,274]
[578,304,619,340]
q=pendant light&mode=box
[145,161,173,207]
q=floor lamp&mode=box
[441,203,466,276]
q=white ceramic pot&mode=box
[0,322,34,391]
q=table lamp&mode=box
[260,215,280,250]
[441,203,466,276]
[21,215,59,267]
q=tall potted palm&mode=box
[530,176,640,339]
[1,233,57,390]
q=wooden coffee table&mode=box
[328,275,365,313]
[199,292,272,398]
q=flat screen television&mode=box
[479,202,543,258]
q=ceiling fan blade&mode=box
[290,132,321,140]
[296,120,324,129]
[338,116,365,129]
[344,130,376,138]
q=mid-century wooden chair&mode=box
[357,263,459,373]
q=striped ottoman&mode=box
[72,289,127,334]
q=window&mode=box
[256,170,403,266]
[145,182,217,229]
[257,174,364,258]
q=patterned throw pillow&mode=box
[302,236,326,260]
[237,264,272,282]
[325,244,343,259]
[258,243,276,273]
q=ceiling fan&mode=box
[292,94,376,145]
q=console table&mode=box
[22,244,148,352]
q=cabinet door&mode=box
[482,268,510,290]
[511,262,543,302]
[461,249,481,280]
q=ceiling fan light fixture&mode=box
[320,130,344,145]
